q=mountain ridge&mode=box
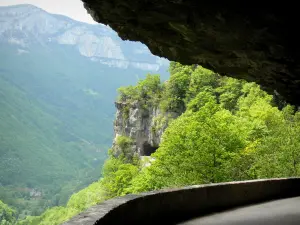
[0,4,169,72]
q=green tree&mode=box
[216,77,244,111]
[186,66,219,102]
[0,200,16,225]
[160,65,192,112]
[186,87,217,112]
[251,107,300,178]
[118,74,162,106]
[101,155,139,198]
[129,103,249,193]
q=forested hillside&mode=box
[0,43,169,218]
[0,4,169,219]
[16,62,300,225]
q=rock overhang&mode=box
[81,1,300,106]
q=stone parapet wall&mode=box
[63,178,300,225]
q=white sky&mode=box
[0,0,96,24]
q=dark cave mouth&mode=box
[141,142,157,156]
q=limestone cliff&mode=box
[112,101,180,157]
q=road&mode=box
[178,197,300,225]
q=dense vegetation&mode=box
[9,62,300,224]
[0,43,167,220]
[0,200,16,225]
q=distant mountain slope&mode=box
[0,4,169,217]
[0,4,169,72]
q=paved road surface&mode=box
[178,197,300,225]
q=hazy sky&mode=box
[0,0,96,24]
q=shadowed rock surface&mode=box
[81,1,300,105]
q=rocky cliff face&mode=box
[112,101,180,157]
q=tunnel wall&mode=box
[63,178,300,225]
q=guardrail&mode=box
[63,178,300,225]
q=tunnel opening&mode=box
[141,142,157,156]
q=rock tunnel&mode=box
[82,0,300,106]
[63,1,300,224]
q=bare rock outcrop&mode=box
[112,101,180,156]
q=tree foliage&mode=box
[119,63,300,193]
[118,74,162,106]
[18,62,300,224]
[0,200,15,225]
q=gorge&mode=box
[2,2,300,225]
